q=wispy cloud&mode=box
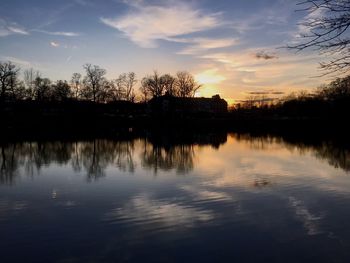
[195,48,326,99]
[245,90,285,95]
[50,41,60,47]
[177,38,237,55]
[0,56,31,66]
[49,41,78,49]
[0,19,29,37]
[101,1,223,48]
[34,29,80,37]
[195,68,226,85]
[74,0,92,6]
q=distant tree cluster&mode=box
[0,61,201,103]
[140,71,201,101]
[234,76,350,118]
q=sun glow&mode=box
[194,69,227,98]
[195,69,226,85]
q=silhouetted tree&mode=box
[51,80,71,101]
[161,74,176,96]
[139,84,151,102]
[12,81,27,100]
[70,73,82,100]
[33,77,51,101]
[124,72,137,102]
[24,68,41,99]
[141,71,200,99]
[0,61,20,101]
[290,0,350,74]
[82,64,107,102]
[141,71,165,98]
[175,71,201,98]
[102,80,117,102]
[114,72,137,102]
[112,76,126,101]
[316,75,350,99]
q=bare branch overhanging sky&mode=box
[0,0,328,101]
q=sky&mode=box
[0,0,330,103]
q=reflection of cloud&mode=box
[104,195,214,228]
[101,2,222,48]
[180,185,233,202]
[289,197,323,236]
[0,199,28,221]
[57,201,78,208]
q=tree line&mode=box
[232,74,350,121]
[233,74,350,111]
[0,61,201,103]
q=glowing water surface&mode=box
[1,133,350,262]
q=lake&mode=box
[1,132,350,262]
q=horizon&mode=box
[0,0,333,103]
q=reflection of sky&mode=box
[0,0,332,101]
[1,136,350,262]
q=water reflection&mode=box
[234,134,350,173]
[104,194,214,228]
[1,132,350,262]
[1,132,349,184]
[141,143,195,175]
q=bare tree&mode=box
[24,68,41,100]
[33,77,51,101]
[70,73,82,100]
[82,64,107,102]
[12,82,27,100]
[114,76,126,101]
[0,61,20,101]
[161,74,176,96]
[289,0,350,74]
[175,71,201,98]
[124,72,137,102]
[114,72,137,101]
[141,71,165,98]
[51,80,71,101]
[139,84,151,102]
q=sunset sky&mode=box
[0,0,329,103]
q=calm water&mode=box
[1,133,350,263]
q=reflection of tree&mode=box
[81,140,106,181]
[80,140,135,181]
[141,141,195,175]
[234,133,350,172]
[0,140,136,184]
[314,142,350,172]
[1,131,228,182]
[114,141,135,173]
[1,144,19,184]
